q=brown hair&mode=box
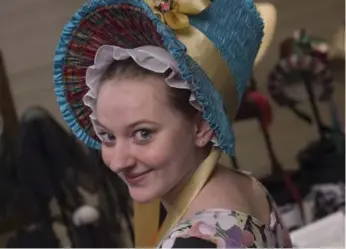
[99,58,198,120]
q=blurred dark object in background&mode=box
[233,78,305,231]
[268,28,345,227]
[0,106,134,248]
[0,51,19,216]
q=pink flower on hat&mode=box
[154,0,172,12]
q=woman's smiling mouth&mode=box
[123,170,152,185]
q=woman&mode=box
[53,0,292,247]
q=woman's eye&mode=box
[98,132,116,144]
[134,129,152,143]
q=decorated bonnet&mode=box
[53,0,266,156]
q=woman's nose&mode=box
[108,143,136,173]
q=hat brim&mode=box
[254,3,277,66]
[54,2,235,154]
[54,3,167,150]
[53,0,261,155]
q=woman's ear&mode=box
[194,115,214,148]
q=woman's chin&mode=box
[129,186,158,203]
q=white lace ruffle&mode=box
[83,45,217,144]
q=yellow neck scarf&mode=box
[134,149,221,247]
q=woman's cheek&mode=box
[101,145,113,167]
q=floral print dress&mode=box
[158,180,293,248]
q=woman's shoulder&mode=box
[158,208,292,248]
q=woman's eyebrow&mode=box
[127,120,160,129]
[95,119,159,132]
[95,119,112,133]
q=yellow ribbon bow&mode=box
[145,0,211,30]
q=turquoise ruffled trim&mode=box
[53,0,184,150]
[137,4,236,155]
[54,0,263,156]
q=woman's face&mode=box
[96,75,201,203]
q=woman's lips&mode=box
[124,170,151,185]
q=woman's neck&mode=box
[160,147,212,211]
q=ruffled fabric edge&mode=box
[83,44,204,141]
[53,0,235,155]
